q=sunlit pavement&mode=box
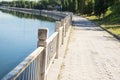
[59,15,120,80]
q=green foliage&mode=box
[1,0,120,36]
[111,2,120,15]
[87,0,120,36]
[1,0,120,17]
[83,1,93,15]
[94,0,108,17]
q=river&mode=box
[0,10,55,79]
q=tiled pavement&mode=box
[58,16,120,80]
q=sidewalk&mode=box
[58,16,120,80]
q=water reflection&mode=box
[0,9,55,22]
[0,10,55,79]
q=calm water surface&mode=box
[0,10,55,79]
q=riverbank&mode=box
[0,9,56,79]
[0,6,69,20]
[86,16,120,40]
[1,7,73,80]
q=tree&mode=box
[83,0,93,15]
[94,0,108,17]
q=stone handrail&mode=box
[2,47,45,80]
[1,7,72,80]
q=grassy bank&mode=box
[85,4,120,37]
[86,16,120,37]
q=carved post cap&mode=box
[38,28,48,40]
[61,19,64,26]
[55,21,61,32]
[38,28,48,47]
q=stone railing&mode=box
[2,8,72,80]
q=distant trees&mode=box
[94,0,109,17]
[0,1,2,5]
[0,0,61,10]
[8,1,36,8]
[94,0,104,17]
[0,0,120,17]
[60,0,120,17]
[94,0,119,17]
[82,0,93,15]
[0,1,10,6]
[61,0,93,15]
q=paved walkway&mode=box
[58,16,120,80]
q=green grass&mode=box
[88,17,120,37]
[86,7,120,37]
[104,25,120,36]
[83,2,120,37]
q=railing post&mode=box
[65,16,68,33]
[38,28,48,80]
[67,15,70,31]
[38,29,48,47]
[64,17,67,36]
[70,13,73,25]
[55,21,61,58]
[61,19,65,45]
